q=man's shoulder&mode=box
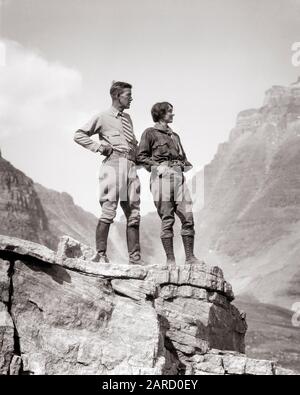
[96,108,118,122]
[85,111,103,122]
[99,108,112,117]
[78,112,102,132]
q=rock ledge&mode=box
[0,235,296,375]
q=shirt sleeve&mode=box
[73,114,104,153]
[137,129,157,172]
[176,133,193,172]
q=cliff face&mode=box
[0,234,294,375]
[33,183,98,249]
[193,81,300,309]
[0,155,57,249]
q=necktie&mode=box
[119,112,135,143]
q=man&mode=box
[74,81,142,264]
[137,102,200,265]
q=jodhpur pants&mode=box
[98,154,141,227]
[150,167,195,239]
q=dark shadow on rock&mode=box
[158,314,186,375]
[22,260,72,285]
[207,304,246,354]
[0,250,18,262]
[164,336,187,375]
[0,250,72,285]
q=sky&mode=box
[1,0,300,217]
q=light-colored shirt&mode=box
[74,106,137,153]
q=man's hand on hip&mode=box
[99,145,113,157]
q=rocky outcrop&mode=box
[0,235,295,375]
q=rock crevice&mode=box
[0,256,22,375]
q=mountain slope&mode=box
[0,153,57,249]
[193,82,300,308]
[34,183,98,249]
[236,297,300,373]
[0,154,122,259]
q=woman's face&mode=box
[163,105,175,123]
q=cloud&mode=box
[0,0,12,5]
[0,39,101,216]
[0,39,86,138]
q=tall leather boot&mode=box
[161,238,176,266]
[182,235,201,265]
[127,225,143,265]
[92,220,110,263]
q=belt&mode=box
[111,151,129,158]
[151,164,184,177]
[160,161,184,170]
[109,150,136,162]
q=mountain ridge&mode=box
[192,81,300,309]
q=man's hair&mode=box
[151,102,173,122]
[110,81,132,99]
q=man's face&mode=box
[119,88,133,109]
[163,105,175,123]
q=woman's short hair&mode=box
[110,81,132,99]
[151,102,173,122]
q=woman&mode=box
[137,102,200,265]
